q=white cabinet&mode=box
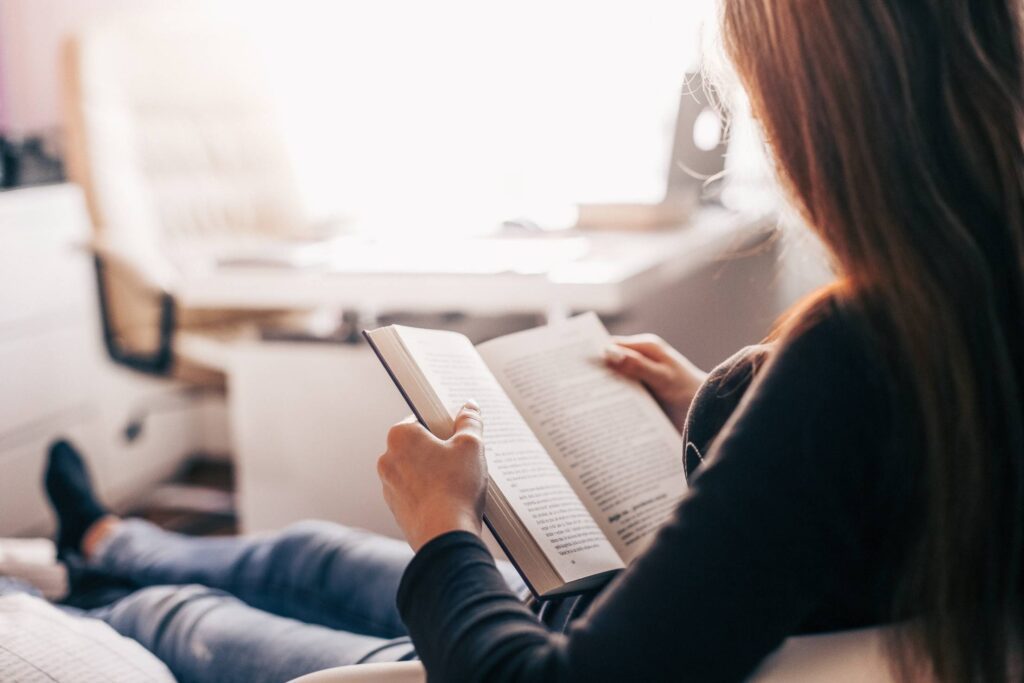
[0,184,217,536]
[229,341,408,537]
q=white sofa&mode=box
[292,625,920,682]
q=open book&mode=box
[364,313,686,599]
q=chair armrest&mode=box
[88,237,177,295]
[90,240,178,374]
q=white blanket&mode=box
[0,592,175,682]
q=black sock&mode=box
[44,440,108,555]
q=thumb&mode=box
[451,400,483,444]
[605,344,674,390]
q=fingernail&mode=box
[604,345,625,363]
[464,399,481,412]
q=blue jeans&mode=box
[80,519,525,683]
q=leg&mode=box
[88,584,416,683]
[92,519,414,637]
[45,441,415,636]
[46,439,528,636]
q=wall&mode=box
[0,0,168,134]
[609,221,834,372]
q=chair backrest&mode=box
[61,7,312,371]
[62,5,309,265]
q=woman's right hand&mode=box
[604,334,707,433]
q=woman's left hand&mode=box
[377,402,487,551]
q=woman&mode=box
[378,1,1024,681]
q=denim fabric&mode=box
[0,576,40,597]
[91,520,418,636]
[87,584,416,683]
[83,519,526,683]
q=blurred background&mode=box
[0,0,831,542]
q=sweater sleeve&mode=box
[397,310,887,682]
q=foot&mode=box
[44,440,109,556]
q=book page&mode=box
[479,313,686,563]
[393,326,625,581]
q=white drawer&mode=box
[0,244,95,331]
[0,326,98,437]
[0,185,95,329]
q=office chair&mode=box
[62,6,327,381]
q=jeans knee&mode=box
[103,584,231,646]
[283,519,360,537]
[278,520,369,552]
[131,584,225,610]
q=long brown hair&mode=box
[718,1,1024,680]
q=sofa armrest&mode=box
[288,627,910,683]
[749,627,900,682]
[289,661,425,683]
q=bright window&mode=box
[235,0,715,232]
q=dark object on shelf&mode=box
[0,136,17,188]
[0,132,65,189]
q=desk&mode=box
[173,207,774,320]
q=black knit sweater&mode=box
[398,301,909,682]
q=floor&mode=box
[127,458,238,537]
